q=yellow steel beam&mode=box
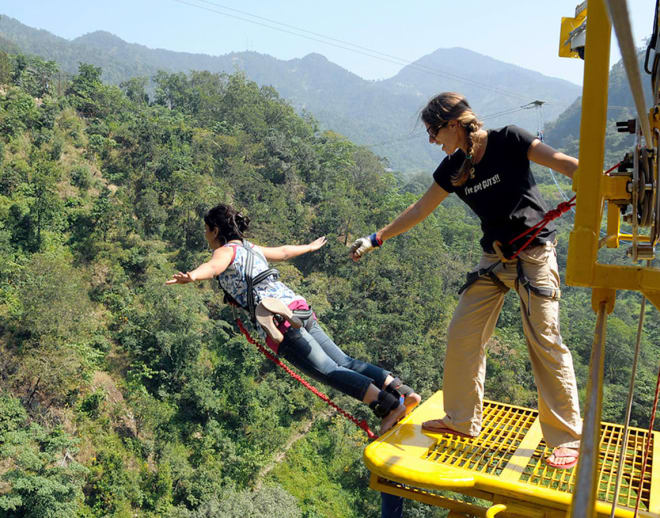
[602,175,630,201]
[652,418,660,515]
[498,418,543,482]
[566,0,612,290]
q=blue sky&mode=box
[1,1,654,86]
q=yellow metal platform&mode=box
[364,391,660,517]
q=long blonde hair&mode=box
[421,92,483,187]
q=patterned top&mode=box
[217,241,303,309]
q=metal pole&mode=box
[566,0,611,287]
[570,300,609,518]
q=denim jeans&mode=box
[278,317,390,401]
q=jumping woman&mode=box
[167,203,421,434]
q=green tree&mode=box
[120,76,150,104]
[0,395,87,517]
[11,54,59,98]
[192,485,302,518]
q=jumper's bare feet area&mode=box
[545,447,579,469]
[380,404,408,435]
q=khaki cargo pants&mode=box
[442,242,582,449]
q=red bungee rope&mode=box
[507,196,576,260]
[507,162,622,260]
[235,318,378,440]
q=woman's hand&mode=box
[350,235,377,261]
[308,236,327,251]
[165,272,194,285]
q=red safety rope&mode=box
[235,318,378,440]
[507,162,622,260]
[633,362,660,516]
[507,196,576,260]
[604,161,623,175]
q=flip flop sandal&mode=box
[544,448,579,469]
[421,419,477,438]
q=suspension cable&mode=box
[608,293,647,518]
[603,0,653,146]
[571,300,609,518]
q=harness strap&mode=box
[252,267,279,286]
[458,257,560,315]
[515,260,560,297]
[224,240,280,324]
[245,242,256,322]
[369,390,400,418]
[458,260,509,295]
[292,308,314,321]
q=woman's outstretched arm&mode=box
[260,236,327,262]
[351,182,449,260]
[166,246,234,284]
[378,182,449,242]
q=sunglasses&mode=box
[426,121,449,140]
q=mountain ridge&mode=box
[0,14,582,171]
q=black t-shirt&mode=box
[433,125,555,253]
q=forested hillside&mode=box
[0,51,658,518]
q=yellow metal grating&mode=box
[521,425,654,511]
[425,402,537,476]
[364,391,660,517]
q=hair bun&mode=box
[236,213,250,232]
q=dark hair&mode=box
[421,92,483,187]
[203,204,250,245]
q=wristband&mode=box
[369,233,383,247]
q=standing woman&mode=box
[351,92,582,469]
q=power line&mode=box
[170,0,542,103]
[481,106,528,121]
[364,104,541,148]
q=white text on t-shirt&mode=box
[464,173,501,196]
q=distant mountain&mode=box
[0,14,582,172]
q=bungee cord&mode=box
[235,318,378,440]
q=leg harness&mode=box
[459,260,508,295]
[458,258,560,314]
[384,377,414,399]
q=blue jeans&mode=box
[381,493,403,518]
[278,317,390,401]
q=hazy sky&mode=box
[1,1,655,86]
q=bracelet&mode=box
[369,233,383,247]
